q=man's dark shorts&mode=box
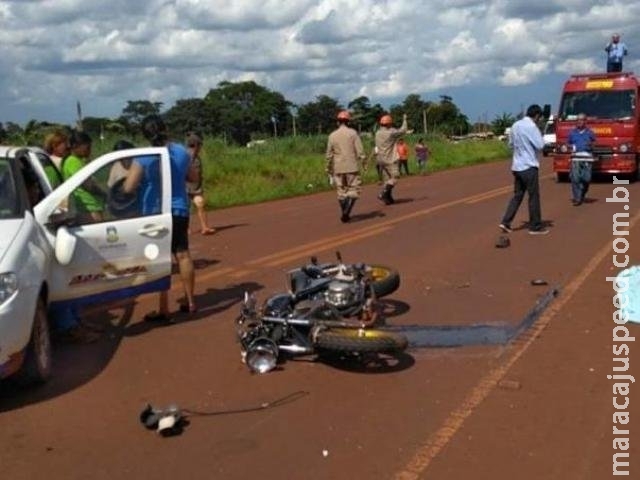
[172,215,190,253]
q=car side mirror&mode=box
[45,210,77,230]
[55,225,77,266]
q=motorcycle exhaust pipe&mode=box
[278,344,314,354]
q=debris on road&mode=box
[498,379,522,391]
[495,236,510,248]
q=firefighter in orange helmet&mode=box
[325,110,366,222]
[375,113,409,204]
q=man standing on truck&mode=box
[605,33,628,72]
[568,113,596,206]
[499,104,549,235]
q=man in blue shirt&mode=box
[605,34,628,72]
[499,104,549,235]
[568,113,596,206]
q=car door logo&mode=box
[106,226,119,243]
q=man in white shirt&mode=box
[499,104,549,235]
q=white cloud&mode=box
[0,0,639,124]
[500,61,549,85]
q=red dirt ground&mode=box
[1,159,638,479]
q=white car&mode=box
[0,145,174,384]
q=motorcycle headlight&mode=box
[619,143,630,153]
[559,144,569,153]
[245,337,279,374]
[0,273,18,305]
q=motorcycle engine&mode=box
[324,280,355,308]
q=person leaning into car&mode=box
[61,131,105,224]
[125,115,199,320]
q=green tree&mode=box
[119,100,163,135]
[423,96,469,135]
[164,98,216,137]
[296,95,342,136]
[3,122,23,144]
[204,81,291,145]
[491,112,516,136]
[82,116,113,140]
[347,96,384,133]
[401,94,428,132]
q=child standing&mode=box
[414,138,431,174]
[396,138,410,176]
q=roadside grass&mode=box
[93,133,510,209]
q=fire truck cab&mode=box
[552,72,639,182]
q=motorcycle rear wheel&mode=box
[367,265,400,298]
[314,328,408,354]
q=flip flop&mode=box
[178,303,198,314]
[201,228,216,235]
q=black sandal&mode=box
[178,303,197,314]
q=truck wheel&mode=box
[14,299,52,385]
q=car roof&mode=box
[0,146,46,157]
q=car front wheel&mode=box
[14,298,52,385]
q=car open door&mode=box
[33,147,173,309]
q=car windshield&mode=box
[0,158,20,219]
[559,89,635,120]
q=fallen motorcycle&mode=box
[236,258,407,374]
[287,252,401,317]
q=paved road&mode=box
[1,159,638,479]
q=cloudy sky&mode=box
[1,0,638,126]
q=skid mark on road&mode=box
[387,287,558,348]
[393,208,640,480]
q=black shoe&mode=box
[342,197,356,222]
[339,199,349,222]
[379,185,394,205]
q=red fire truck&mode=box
[552,72,639,182]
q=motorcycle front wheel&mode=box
[314,328,408,354]
[367,265,400,298]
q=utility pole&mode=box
[423,109,427,134]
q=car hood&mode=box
[0,219,22,265]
